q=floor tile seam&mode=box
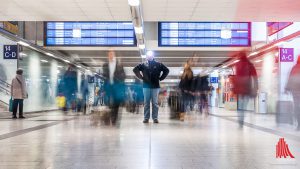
[0,117,76,141]
[210,113,300,142]
[149,123,152,169]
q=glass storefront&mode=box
[18,46,84,112]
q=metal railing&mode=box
[0,78,11,88]
[0,85,10,96]
[0,99,8,106]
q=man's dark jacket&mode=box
[133,60,169,88]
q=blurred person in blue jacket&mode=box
[102,50,126,125]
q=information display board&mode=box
[158,22,251,47]
[44,22,136,46]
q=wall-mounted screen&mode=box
[158,22,251,47]
[44,22,136,46]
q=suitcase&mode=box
[276,100,294,124]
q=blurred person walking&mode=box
[179,61,194,121]
[80,74,89,114]
[133,52,169,123]
[11,68,27,119]
[286,56,300,130]
[103,50,126,125]
[232,52,258,127]
[193,75,210,114]
[93,83,101,106]
[63,66,78,111]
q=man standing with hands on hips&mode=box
[133,51,169,123]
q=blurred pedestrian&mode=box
[232,51,258,127]
[103,50,126,125]
[63,66,78,111]
[11,68,27,119]
[179,61,194,121]
[94,83,101,106]
[193,75,210,114]
[80,74,89,114]
[133,51,169,123]
[286,55,300,130]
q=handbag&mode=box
[9,97,13,112]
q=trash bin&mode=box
[258,92,267,113]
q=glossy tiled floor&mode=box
[0,107,300,169]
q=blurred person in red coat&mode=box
[232,51,258,127]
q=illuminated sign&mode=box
[158,22,251,47]
[3,45,18,59]
[44,22,136,46]
[280,48,294,62]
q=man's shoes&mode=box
[143,119,149,123]
[153,119,159,123]
[12,116,17,119]
[19,116,25,119]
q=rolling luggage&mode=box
[276,100,294,125]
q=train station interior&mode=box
[0,0,300,169]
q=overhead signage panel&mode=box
[44,22,136,46]
[158,22,251,47]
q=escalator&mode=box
[0,78,11,113]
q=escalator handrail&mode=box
[0,99,9,106]
[0,85,11,95]
[0,78,11,88]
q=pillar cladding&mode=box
[279,38,300,96]
[209,70,219,107]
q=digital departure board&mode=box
[44,22,136,46]
[158,22,251,47]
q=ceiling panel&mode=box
[0,0,299,21]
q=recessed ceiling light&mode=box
[41,59,48,63]
[139,44,145,49]
[249,52,258,57]
[17,41,30,47]
[146,50,153,57]
[19,53,27,56]
[134,26,143,34]
[128,0,140,6]
[46,53,54,57]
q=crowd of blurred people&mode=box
[9,49,300,129]
[174,59,213,121]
